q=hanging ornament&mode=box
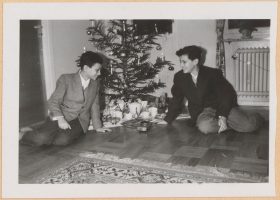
[122,20,126,32]
[87,30,92,35]
[156,45,162,51]
[90,20,95,27]
[108,50,113,56]
[87,20,95,35]
[155,74,160,84]
[161,52,165,62]
[137,55,140,65]
[168,66,174,71]
[120,50,126,57]
[109,60,113,75]
[83,46,86,53]
[121,21,127,45]
[154,23,158,34]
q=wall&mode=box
[150,20,217,97]
[44,20,217,97]
[49,20,95,81]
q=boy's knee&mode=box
[33,133,54,146]
[53,134,73,146]
[242,116,263,132]
[21,131,53,146]
[231,113,264,133]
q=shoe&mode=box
[19,127,33,141]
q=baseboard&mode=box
[19,120,46,130]
[238,101,269,107]
[239,105,269,121]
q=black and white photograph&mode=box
[2,2,277,198]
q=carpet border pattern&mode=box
[36,152,267,184]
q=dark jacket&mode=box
[48,72,101,133]
[164,65,237,124]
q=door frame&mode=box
[41,20,56,100]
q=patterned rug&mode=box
[38,152,267,184]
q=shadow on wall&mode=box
[99,53,110,111]
[199,46,207,65]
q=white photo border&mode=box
[2,1,277,198]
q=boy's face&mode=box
[84,63,101,80]
[179,54,198,74]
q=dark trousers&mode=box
[196,107,264,134]
[20,118,84,146]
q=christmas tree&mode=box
[86,20,174,101]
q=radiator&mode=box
[232,47,269,100]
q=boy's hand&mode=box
[218,116,227,133]
[157,120,168,125]
[96,127,112,133]
[151,118,168,125]
[58,117,71,130]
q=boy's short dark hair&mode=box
[176,45,202,62]
[78,51,103,69]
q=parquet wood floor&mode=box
[19,119,269,183]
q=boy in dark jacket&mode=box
[164,45,263,134]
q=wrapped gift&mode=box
[139,111,150,120]
[148,107,158,119]
[137,121,152,133]
[140,100,148,110]
[123,112,133,121]
[128,102,142,118]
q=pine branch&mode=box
[87,19,173,100]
